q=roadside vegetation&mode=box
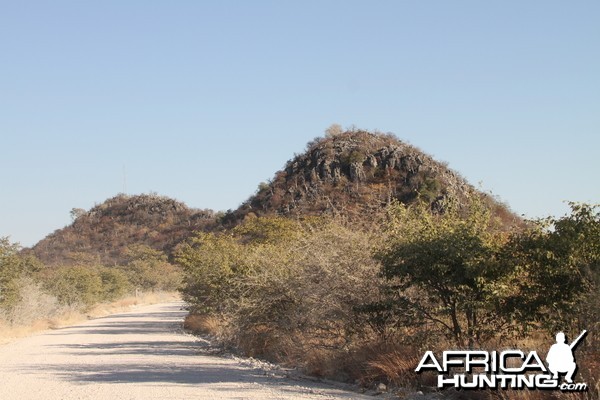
[179,201,599,398]
[0,238,181,342]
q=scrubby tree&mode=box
[0,238,24,309]
[502,203,599,336]
[122,244,181,292]
[376,199,516,347]
[44,265,103,308]
[0,238,41,311]
[177,231,254,314]
[69,208,86,222]
[325,123,343,138]
[231,220,381,359]
[98,267,131,301]
[177,217,306,312]
[376,200,600,348]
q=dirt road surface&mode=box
[0,302,377,400]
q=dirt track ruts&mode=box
[0,302,374,399]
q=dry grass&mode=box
[370,338,598,400]
[366,348,425,388]
[183,313,222,336]
[85,291,180,320]
[0,291,180,345]
[342,341,437,389]
[259,332,598,400]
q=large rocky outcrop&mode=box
[226,129,514,225]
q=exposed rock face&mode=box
[226,129,493,224]
[349,162,366,182]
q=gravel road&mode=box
[0,302,375,400]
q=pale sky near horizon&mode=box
[1,1,598,247]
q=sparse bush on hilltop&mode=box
[324,123,343,138]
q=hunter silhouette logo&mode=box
[546,330,587,384]
[415,330,589,392]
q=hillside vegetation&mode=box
[30,193,216,266]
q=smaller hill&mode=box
[30,193,216,266]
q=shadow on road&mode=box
[29,360,280,386]
[48,340,198,357]
[17,302,366,398]
[33,303,272,386]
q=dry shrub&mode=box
[367,348,422,387]
[183,313,222,336]
[302,348,334,378]
[235,324,291,360]
[579,351,600,400]
[112,297,139,308]
[3,278,60,326]
[347,341,431,388]
[0,291,180,343]
[224,220,384,369]
[47,304,86,329]
[289,339,437,389]
[0,279,82,342]
[0,319,53,344]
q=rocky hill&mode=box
[30,128,518,266]
[225,128,516,225]
[30,194,216,266]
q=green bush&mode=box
[0,238,41,312]
[376,199,513,347]
[44,265,103,308]
[98,267,131,301]
[121,245,182,292]
[341,150,366,166]
[0,238,24,310]
[501,203,599,338]
[375,200,600,347]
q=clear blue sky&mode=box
[1,1,598,247]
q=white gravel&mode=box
[0,301,376,399]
